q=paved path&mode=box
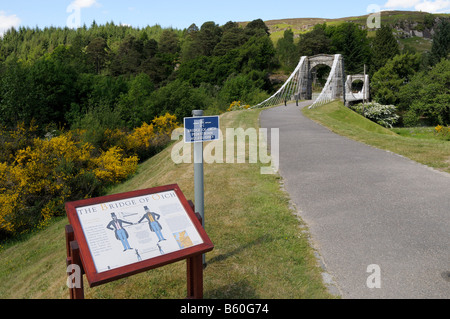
[260,101,450,299]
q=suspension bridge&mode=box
[254,54,370,109]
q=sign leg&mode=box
[187,254,204,299]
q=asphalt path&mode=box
[260,101,450,299]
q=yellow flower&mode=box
[152,113,179,135]
[127,122,155,149]
[92,146,138,184]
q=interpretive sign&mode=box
[184,116,220,143]
[65,184,214,288]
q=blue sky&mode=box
[0,0,449,35]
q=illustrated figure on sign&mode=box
[135,249,142,261]
[138,206,166,242]
[106,213,133,252]
[157,243,164,255]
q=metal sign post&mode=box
[184,110,220,267]
[192,110,205,238]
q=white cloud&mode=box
[384,0,421,8]
[0,11,21,36]
[415,0,450,12]
[384,0,450,12]
[71,0,99,9]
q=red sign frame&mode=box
[65,184,214,288]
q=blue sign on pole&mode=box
[184,116,220,143]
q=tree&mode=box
[110,35,145,76]
[148,79,209,120]
[180,23,201,62]
[245,19,270,37]
[240,33,276,73]
[158,29,180,55]
[86,37,109,74]
[213,21,246,56]
[277,29,299,70]
[218,73,267,105]
[326,22,371,74]
[399,59,450,126]
[117,73,155,128]
[297,24,331,57]
[197,21,223,56]
[142,38,158,59]
[176,55,213,86]
[371,25,400,72]
[431,19,450,65]
[371,53,422,106]
[0,59,30,127]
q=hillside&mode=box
[260,10,450,52]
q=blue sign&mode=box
[184,116,220,143]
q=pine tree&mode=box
[371,25,400,72]
[86,37,109,74]
[298,24,331,57]
[431,19,450,65]
[326,22,371,74]
[277,29,298,71]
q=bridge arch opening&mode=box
[351,79,364,93]
[310,64,331,100]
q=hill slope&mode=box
[260,10,449,52]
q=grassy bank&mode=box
[303,101,450,174]
[0,108,334,299]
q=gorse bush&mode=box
[94,113,180,161]
[435,125,450,140]
[91,146,138,184]
[0,130,102,236]
[227,101,251,112]
[350,102,400,128]
[0,114,179,239]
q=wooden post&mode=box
[65,225,75,299]
[70,241,85,299]
[65,225,74,258]
[186,200,204,299]
[187,254,204,299]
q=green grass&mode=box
[0,108,334,299]
[303,101,450,174]
[392,127,450,141]
[398,36,432,53]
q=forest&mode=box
[0,16,449,239]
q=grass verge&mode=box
[0,108,334,299]
[302,101,450,174]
